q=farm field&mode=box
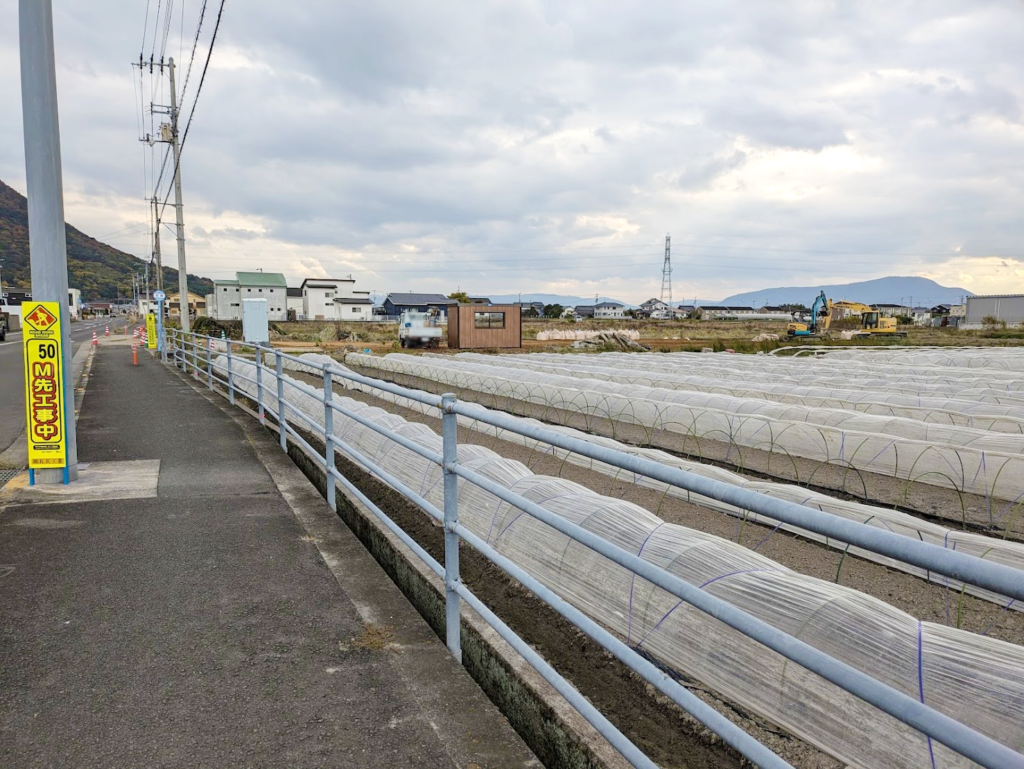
[236,346,1024,768]
[197,316,1024,357]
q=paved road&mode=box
[0,316,127,455]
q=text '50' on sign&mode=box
[22,302,66,469]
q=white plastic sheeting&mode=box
[284,353,1024,610]
[446,353,1024,432]
[216,354,1024,769]
[824,348,1024,372]
[348,353,1024,505]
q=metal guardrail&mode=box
[163,328,1024,769]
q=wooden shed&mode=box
[448,304,522,349]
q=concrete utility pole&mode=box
[19,0,78,483]
[167,58,190,331]
[152,196,163,291]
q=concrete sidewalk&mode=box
[0,346,537,767]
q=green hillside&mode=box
[0,179,213,301]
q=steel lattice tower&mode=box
[660,233,672,307]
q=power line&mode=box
[160,0,226,215]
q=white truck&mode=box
[399,310,442,348]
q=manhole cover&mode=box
[0,469,22,489]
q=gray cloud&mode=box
[1,1,1023,300]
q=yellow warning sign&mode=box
[22,301,66,469]
[146,313,157,349]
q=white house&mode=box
[638,298,668,317]
[302,277,373,321]
[594,301,625,319]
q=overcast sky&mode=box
[2,1,1023,303]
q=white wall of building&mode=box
[594,304,625,319]
[238,282,287,320]
[214,283,242,320]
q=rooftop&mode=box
[236,271,287,287]
[386,292,456,306]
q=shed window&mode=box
[474,311,505,329]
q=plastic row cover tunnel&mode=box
[286,353,1024,611]
[347,352,1024,504]
[215,355,1024,769]
[448,352,1024,432]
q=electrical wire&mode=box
[160,0,227,215]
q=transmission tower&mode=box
[660,233,672,307]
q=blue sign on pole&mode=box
[156,299,165,355]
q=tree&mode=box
[542,303,563,318]
[448,291,471,303]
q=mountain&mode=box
[720,276,973,308]
[0,179,213,301]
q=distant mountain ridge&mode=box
[720,276,972,308]
[0,179,213,301]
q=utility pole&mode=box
[19,0,78,483]
[167,58,190,331]
[152,196,163,291]
[661,233,672,308]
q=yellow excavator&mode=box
[854,310,906,337]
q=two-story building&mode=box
[211,272,288,321]
[594,301,626,319]
[301,277,373,321]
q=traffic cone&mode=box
[92,331,98,346]
[105,325,109,336]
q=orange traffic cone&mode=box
[105,325,109,336]
[92,331,98,346]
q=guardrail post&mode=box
[226,339,234,405]
[276,351,287,452]
[441,392,462,663]
[323,365,336,512]
[206,337,213,390]
[255,347,265,425]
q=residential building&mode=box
[383,293,456,320]
[286,287,303,320]
[573,305,595,320]
[594,301,625,319]
[638,298,669,317]
[872,303,912,318]
[517,301,545,317]
[560,306,576,319]
[168,291,207,319]
[302,277,373,321]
